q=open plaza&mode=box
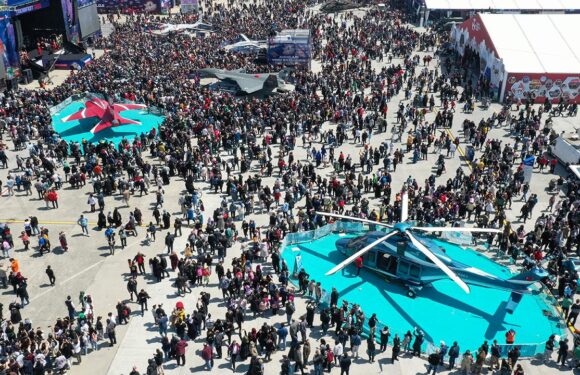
[0,0,579,375]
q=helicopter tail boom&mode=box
[507,268,548,284]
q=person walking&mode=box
[460,350,473,374]
[490,340,500,370]
[333,340,343,366]
[448,341,459,369]
[78,215,89,236]
[46,265,56,286]
[201,343,213,370]
[367,336,376,363]
[165,232,175,253]
[351,331,361,358]
[339,354,351,375]
[277,323,288,350]
[137,289,150,315]
[106,317,117,346]
[229,340,240,371]
[380,326,390,351]
[59,232,68,252]
[127,277,138,301]
[392,334,400,363]
[294,343,305,375]
[175,337,188,366]
[427,349,441,374]
[87,194,97,212]
[354,256,363,276]
[65,296,76,320]
[16,280,29,306]
[119,227,127,249]
[543,334,555,363]
[557,338,569,367]
[567,299,580,326]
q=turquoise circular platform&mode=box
[51,98,165,146]
[281,228,566,356]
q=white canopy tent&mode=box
[451,13,580,103]
[480,13,580,75]
[425,0,580,11]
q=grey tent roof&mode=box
[199,68,278,94]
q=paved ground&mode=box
[2,5,580,375]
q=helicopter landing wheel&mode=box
[407,289,416,298]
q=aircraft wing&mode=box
[199,68,274,94]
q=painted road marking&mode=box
[59,259,107,285]
[445,128,472,172]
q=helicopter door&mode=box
[365,251,377,268]
[378,253,398,274]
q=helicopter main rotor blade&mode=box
[401,191,409,222]
[325,231,398,276]
[413,227,503,234]
[406,231,471,294]
[315,212,393,229]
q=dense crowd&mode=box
[0,0,579,374]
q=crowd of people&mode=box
[0,0,579,374]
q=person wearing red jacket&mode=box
[175,337,188,366]
[201,342,213,369]
[355,256,363,276]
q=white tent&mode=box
[480,13,580,75]
[451,13,580,103]
[426,0,580,11]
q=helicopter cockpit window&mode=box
[398,261,410,275]
[410,264,421,278]
[348,237,368,250]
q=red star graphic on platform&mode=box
[62,97,147,134]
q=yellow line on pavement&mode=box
[445,128,472,172]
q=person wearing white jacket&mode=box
[333,341,344,366]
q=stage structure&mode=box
[0,0,100,87]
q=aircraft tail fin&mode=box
[505,292,523,314]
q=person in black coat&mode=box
[557,339,568,367]
[392,334,400,363]
[330,287,339,307]
[339,354,351,375]
[306,301,315,327]
[367,337,376,363]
